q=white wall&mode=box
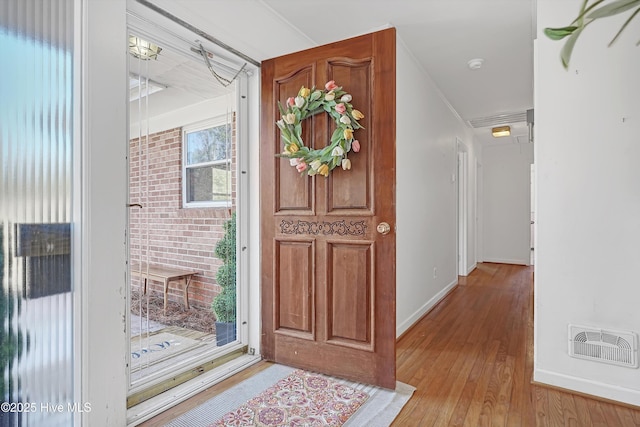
[535,0,640,405]
[396,38,479,336]
[481,143,533,265]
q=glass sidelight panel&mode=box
[0,0,76,426]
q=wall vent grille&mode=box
[568,325,638,368]
[467,111,527,128]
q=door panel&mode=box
[274,239,314,337]
[261,28,396,389]
[275,68,315,213]
[327,241,373,348]
[326,59,372,213]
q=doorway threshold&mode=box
[127,353,261,426]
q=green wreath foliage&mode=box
[276,81,365,177]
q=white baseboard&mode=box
[396,278,458,337]
[534,368,640,407]
[482,257,528,266]
[458,262,477,277]
[466,263,477,275]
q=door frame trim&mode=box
[457,138,469,276]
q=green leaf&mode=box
[280,132,291,144]
[561,26,585,69]
[608,6,640,46]
[587,0,640,19]
[330,127,343,143]
[544,26,578,40]
[573,0,605,25]
[308,101,322,111]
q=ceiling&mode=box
[127,0,536,145]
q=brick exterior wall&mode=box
[129,123,236,309]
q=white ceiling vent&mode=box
[467,111,527,129]
[568,325,638,368]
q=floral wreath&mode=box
[276,80,364,177]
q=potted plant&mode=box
[212,213,237,346]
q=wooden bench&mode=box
[130,263,199,310]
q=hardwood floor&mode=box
[140,262,640,426]
[393,262,640,426]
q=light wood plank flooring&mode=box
[140,263,640,426]
[392,262,640,426]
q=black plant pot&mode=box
[215,322,237,347]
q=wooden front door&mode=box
[260,28,396,389]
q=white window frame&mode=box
[182,116,233,208]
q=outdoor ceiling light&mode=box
[491,125,511,137]
[129,36,162,60]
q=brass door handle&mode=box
[377,222,391,235]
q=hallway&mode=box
[393,263,640,426]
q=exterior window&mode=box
[183,119,233,207]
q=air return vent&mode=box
[568,325,638,368]
[467,111,527,128]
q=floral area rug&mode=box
[211,369,368,426]
[164,364,415,427]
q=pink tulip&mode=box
[325,80,338,91]
[335,103,346,114]
[352,140,361,152]
[287,97,295,107]
[296,161,308,172]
